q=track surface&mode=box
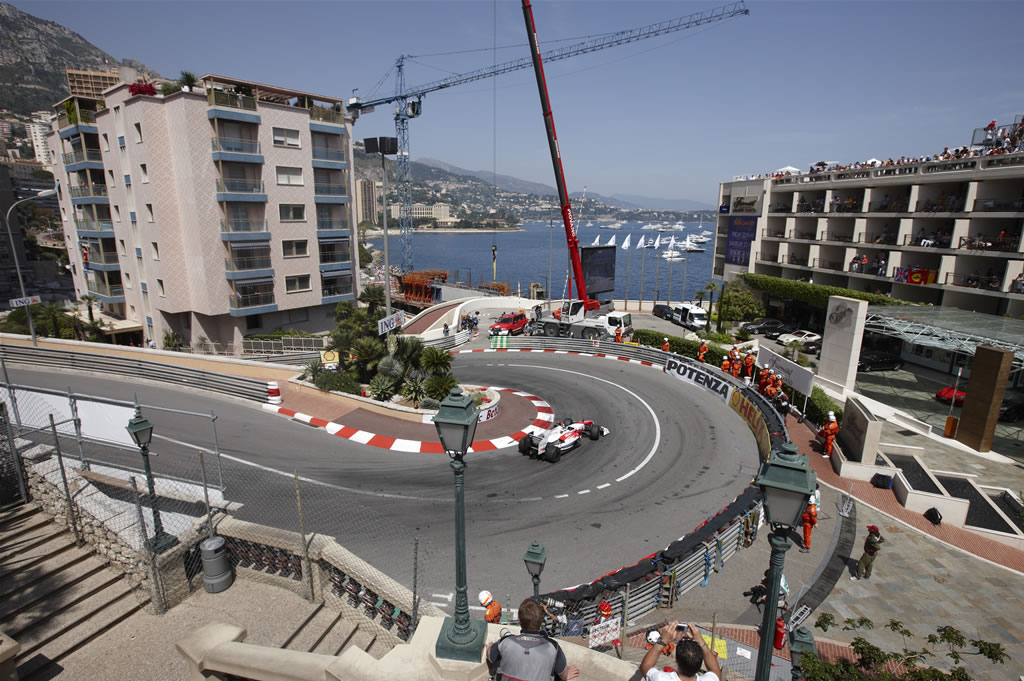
[8,353,756,607]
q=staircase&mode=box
[279,602,387,659]
[0,503,148,679]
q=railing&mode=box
[828,203,862,213]
[822,231,854,242]
[0,342,269,402]
[221,219,268,233]
[794,203,825,214]
[62,149,103,164]
[875,165,918,177]
[242,336,327,355]
[75,219,114,232]
[229,292,275,309]
[857,232,897,245]
[225,255,272,272]
[922,159,977,174]
[309,106,343,124]
[754,251,777,263]
[314,183,346,196]
[312,147,345,161]
[321,283,352,297]
[867,200,908,212]
[69,184,108,198]
[833,169,871,181]
[902,233,952,248]
[849,260,887,276]
[56,110,97,128]
[216,179,264,193]
[318,251,351,265]
[915,198,966,213]
[86,250,119,265]
[945,272,1003,291]
[86,282,124,297]
[211,137,261,154]
[316,219,348,230]
[811,258,842,271]
[788,230,818,241]
[209,90,257,111]
[973,198,1024,212]
[761,228,786,239]
[787,255,809,266]
[984,154,1024,169]
[767,204,792,213]
[958,234,1020,252]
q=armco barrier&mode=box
[494,336,791,637]
[0,344,271,403]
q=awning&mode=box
[317,237,350,244]
[232,277,274,286]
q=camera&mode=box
[676,624,688,632]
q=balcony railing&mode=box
[902,233,953,248]
[822,231,854,243]
[62,149,103,164]
[212,137,261,154]
[312,147,345,161]
[209,91,257,111]
[221,219,269,233]
[787,255,809,266]
[973,198,1024,212]
[857,232,897,245]
[945,271,1003,291]
[317,219,348,230]
[229,291,275,309]
[225,255,272,271]
[761,228,786,239]
[795,202,825,213]
[57,110,97,128]
[87,282,124,297]
[69,184,108,198]
[86,250,119,265]
[958,234,1021,252]
[767,204,792,214]
[788,230,818,241]
[915,198,966,213]
[217,179,264,194]
[314,184,347,196]
[811,258,842,271]
[867,200,908,212]
[75,219,114,232]
[319,250,351,264]
[849,260,889,276]
[828,202,862,213]
[755,252,778,263]
[322,282,353,297]
[309,106,344,124]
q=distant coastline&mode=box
[363,227,525,236]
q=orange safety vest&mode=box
[721,358,731,373]
[485,600,502,624]
[730,360,742,378]
[698,343,708,362]
[729,347,740,362]
[765,382,777,398]
[661,341,671,352]
[743,355,755,377]
[802,504,818,527]
[615,328,623,343]
[819,421,839,439]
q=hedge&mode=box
[740,273,917,308]
[782,383,841,428]
[633,328,727,367]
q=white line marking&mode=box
[432,592,453,601]
[578,489,590,495]
[324,422,343,435]
[597,483,610,490]
[349,430,374,445]
[431,602,449,609]
[390,439,421,452]
[555,494,569,499]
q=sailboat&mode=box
[605,234,616,246]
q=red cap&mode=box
[866,525,880,534]
[598,601,612,614]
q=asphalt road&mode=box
[6,353,756,611]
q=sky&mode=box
[13,0,1024,205]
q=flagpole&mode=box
[654,242,661,304]
[668,256,674,307]
[638,245,647,312]
[624,236,632,311]
[683,256,689,304]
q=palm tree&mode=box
[703,281,718,314]
[419,346,453,376]
[179,71,198,93]
[79,294,98,323]
[349,336,386,381]
[694,290,706,310]
[393,336,424,378]
[39,302,65,337]
[358,285,386,317]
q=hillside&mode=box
[0,2,159,114]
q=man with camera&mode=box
[486,598,579,681]
[640,620,721,681]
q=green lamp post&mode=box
[753,442,816,681]
[523,540,547,598]
[126,407,178,554]
[432,387,485,661]
[788,626,817,681]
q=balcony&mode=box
[221,219,271,242]
[867,199,908,212]
[225,255,272,272]
[767,204,792,214]
[973,198,1024,212]
[314,184,346,196]
[761,228,786,240]
[75,219,114,236]
[856,231,897,246]
[821,231,854,243]
[62,149,103,168]
[211,137,263,164]
[811,258,843,271]
[754,252,779,264]
[902,233,953,249]
[85,249,120,271]
[317,218,348,230]
[312,147,345,162]
[828,202,862,214]
[57,109,97,129]
[958,234,1020,252]
[945,272,1003,292]
[216,178,267,203]
[915,198,966,213]
[69,184,108,198]
[229,291,276,309]
[309,106,344,125]
[209,91,257,111]
[87,281,125,301]
[787,255,809,267]
[787,230,818,241]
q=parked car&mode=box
[742,318,788,335]
[935,386,966,407]
[652,304,674,320]
[999,391,1024,422]
[763,324,798,340]
[800,341,822,356]
[776,330,822,346]
[857,351,904,372]
[488,311,529,336]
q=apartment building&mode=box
[65,67,123,99]
[388,202,451,221]
[354,178,377,225]
[28,111,52,167]
[714,149,1024,320]
[48,74,358,347]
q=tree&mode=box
[358,284,387,318]
[802,614,1009,681]
[348,337,386,382]
[359,242,373,269]
[425,373,459,401]
[79,294,98,323]
[38,302,66,337]
[716,280,764,333]
[704,281,718,315]
[694,290,706,309]
[419,346,453,376]
[179,71,198,92]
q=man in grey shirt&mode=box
[486,598,580,681]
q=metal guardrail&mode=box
[422,328,473,350]
[0,345,270,402]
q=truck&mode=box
[533,300,632,340]
[673,303,708,331]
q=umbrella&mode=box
[775,166,800,174]
[865,158,882,166]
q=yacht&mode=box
[680,238,705,252]
[599,223,621,230]
[661,248,683,259]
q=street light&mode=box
[3,187,57,347]
[363,136,398,318]
[523,540,547,598]
[753,441,816,681]
[432,387,485,661]
[788,626,817,681]
[125,407,178,554]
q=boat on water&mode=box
[689,234,710,244]
[680,239,705,252]
[599,223,621,230]
[661,248,683,259]
[585,221,594,227]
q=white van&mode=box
[673,303,708,331]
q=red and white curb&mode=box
[261,387,552,453]
[454,347,662,369]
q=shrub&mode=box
[314,370,361,394]
[784,384,841,427]
[377,355,404,381]
[162,330,185,351]
[740,272,914,308]
[420,346,453,376]
[425,373,459,401]
[632,328,727,367]
[420,397,441,410]
[303,359,322,382]
[734,328,752,342]
[369,374,397,402]
[401,375,428,408]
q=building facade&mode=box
[48,74,359,347]
[354,178,377,225]
[65,67,122,99]
[388,202,451,221]
[28,111,52,167]
[714,154,1024,319]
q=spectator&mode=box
[850,255,860,273]
[486,598,579,681]
[877,257,887,276]
[479,590,502,624]
[852,525,886,580]
[1013,272,1024,294]
[443,323,450,337]
[148,338,157,349]
[860,254,869,271]
[640,620,722,681]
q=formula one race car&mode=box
[517,418,610,463]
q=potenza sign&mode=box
[664,358,733,402]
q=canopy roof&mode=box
[865,305,1024,365]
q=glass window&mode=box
[286,274,311,292]
[151,242,160,260]
[276,166,303,185]
[272,127,300,148]
[134,122,143,143]
[279,204,305,221]
[140,163,148,183]
[283,240,308,257]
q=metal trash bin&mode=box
[200,536,234,593]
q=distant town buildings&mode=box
[354,178,377,225]
[28,111,52,167]
[388,202,452,223]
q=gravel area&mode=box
[937,476,1014,533]
[887,454,942,494]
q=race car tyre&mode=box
[545,444,561,463]
[589,424,601,441]
[544,322,559,337]
[518,437,531,456]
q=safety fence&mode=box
[241,336,328,355]
[0,345,272,403]
[417,327,472,350]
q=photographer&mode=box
[640,620,721,681]
[487,598,579,681]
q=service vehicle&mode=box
[776,330,822,346]
[652,304,674,320]
[533,300,632,340]
[518,418,609,463]
[488,311,529,336]
[672,303,708,331]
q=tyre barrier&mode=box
[491,337,791,638]
[267,381,282,405]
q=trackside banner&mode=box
[729,390,772,460]
[664,358,733,403]
[755,346,815,397]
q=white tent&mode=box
[865,158,882,166]
[775,165,801,174]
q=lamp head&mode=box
[755,442,816,529]
[523,540,547,578]
[432,387,479,456]
[125,406,154,448]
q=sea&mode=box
[368,220,715,305]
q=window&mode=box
[279,204,305,222]
[151,242,160,260]
[145,204,154,222]
[117,135,125,148]
[113,205,121,221]
[276,166,303,186]
[272,127,300,148]
[157,279,165,296]
[124,272,132,287]
[102,134,110,152]
[245,315,262,331]
[283,240,308,257]
[118,239,126,255]
[286,308,309,323]
[140,163,148,183]
[107,170,115,186]
[134,122,143,143]
[113,105,120,116]
[286,275,311,292]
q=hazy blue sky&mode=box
[15,0,1024,204]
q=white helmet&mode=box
[646,630,662,645]
[664,337,668,342]
[828,411,836,422]
[479,590,493,606]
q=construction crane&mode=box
[348,1,750,272]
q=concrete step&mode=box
[311,618,358,657]
[282,603,355,655]
[347,624,377,657]
[15,578,145,677]
[0,503,39,529]
[0,507,48,544]
[2,557,116,631]
[0,518,68,564]
[0,538,92,600]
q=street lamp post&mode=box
[3,188,58,347]
[363,137,398,318]
[125,407,178,554]
[753,442,816,681]
[432,388,486,661]
[788,626,817,681]
[523,540,547,598]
